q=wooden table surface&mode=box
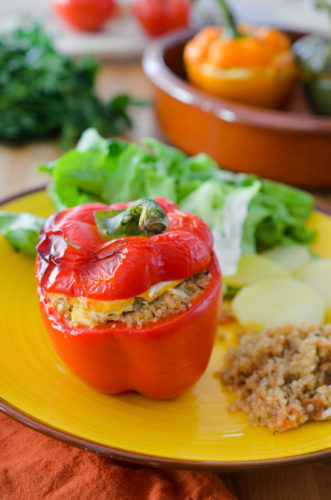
[0,61,330,500]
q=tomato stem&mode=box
[95,199,169,240]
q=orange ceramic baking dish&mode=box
[143,29,331,187]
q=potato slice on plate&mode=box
[224,254,289,288]
[262,245,311,273]
[295,259,331,320]
[232,278,325,331]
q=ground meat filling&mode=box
[47,270,211,328]
[220,324,331,432]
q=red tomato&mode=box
[132,0,191,37]
[53,0,116,32]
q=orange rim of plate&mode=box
[0,186,330,471]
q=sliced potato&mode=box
[295,259,331,320]
[224,254,289,288]
[262,245,311,273]
[232,278,325,331]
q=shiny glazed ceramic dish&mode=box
[1,189,331,470]
[143,30,331,188]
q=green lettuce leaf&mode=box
[0,212,45,255]
[37,129,316,275]
[181,180,261,275]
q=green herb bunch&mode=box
[0,25,134,148]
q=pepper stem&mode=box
[218,0,242,38]
[94,198,169,240]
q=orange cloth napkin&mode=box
[0,413,235,500]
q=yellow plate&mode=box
[1,189,331,470]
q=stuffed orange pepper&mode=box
[36,198,222,399]
[184,0,297,108]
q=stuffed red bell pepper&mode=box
[36,198,222,399]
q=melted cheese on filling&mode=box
[65,280,183,319]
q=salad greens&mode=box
[0,25,136,148]
[0,129,316,275]
[0,212,45,256]
[34,128,315,276]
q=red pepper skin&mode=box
[132,0,191,37]
[38,253,221,399]
[36,199,213,301]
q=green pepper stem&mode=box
[218,0,242,38]
[94,199,169,240]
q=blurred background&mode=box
[0,0,329,62]
[1,0,331,196]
